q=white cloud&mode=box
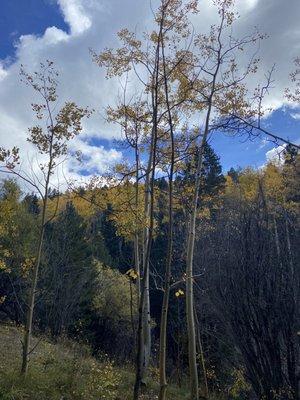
[242,0,259,9]
[291,112,300,120]
[265,144,286,165]
[0,63,8,81]
[57,0,92,35]
[68,137,122,176]
[0,0,300,189]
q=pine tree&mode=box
[39,202,95,337]
[23,194,40,215]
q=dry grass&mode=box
[0,323,189,400]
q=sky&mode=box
[0,0,299,187]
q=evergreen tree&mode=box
[100,204,132,272]
[150,143,225,348]
[23,193,40,215]
[38,202,96,337]
[86,211,113,267]
[199,143,226,199]
[227,167,240,184]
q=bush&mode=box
[86,263,138,360]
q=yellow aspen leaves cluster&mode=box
[175,289,184,298]
[21,258,36,277]
[126,268,139,281]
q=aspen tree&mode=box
[92,3,197,397]
[0,61,91,374]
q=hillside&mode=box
[0,324,188,400]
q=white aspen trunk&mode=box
[158,188,173,400]
[140,149,153,383]
[134,233,141,301]
[195,305,209,399]
[134,18,161,398]
[134,124,156,399]
[142,270,151,381]
[21,195,48,375]
[185,98,213,400]
[134,135,151,382]
[159,23,174,399]
[186,211,200,400]
[21,119,54,375]
[134,139,141,333]
[134,138,141,302]
[159,284,170,400]
[185,20,222,392]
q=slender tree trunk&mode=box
[194,305,209,399]
[176,299,182,388]
[142,271,151,381]
[186,216,199,400]
[159,23,175,400]
[129,279,136,338]
[21,195,48,375]
[185,20,223,392]
[134,18,162,396]
[21,124,54,375]
[185,133,208,400]
[134,135,141,302]
[140,144,153,385]
[133,144,156,399]
[134,234,140,301]
[134,136,141,340]
[185,98,213,400]
[134,121,158,399]
[158,198,173,400]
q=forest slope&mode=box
[0,324,189,400]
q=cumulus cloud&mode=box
[0,63,8,81]
[266,144,287,165]
[58,0,92,35]
[235,0,300,110]
[68,137,122,177]
[0,0,299,186]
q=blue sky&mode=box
[0,0,68,60]
[0,0,299,180]
[211,108,300,171]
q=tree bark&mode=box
[133,131,156,399]
[21,117,54,375]
[158,20,175,399]
[133,14,163,397]
[194,305,209,399]
[185,13,223,394]
[134,117,158,399]
[21,195,48,374]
